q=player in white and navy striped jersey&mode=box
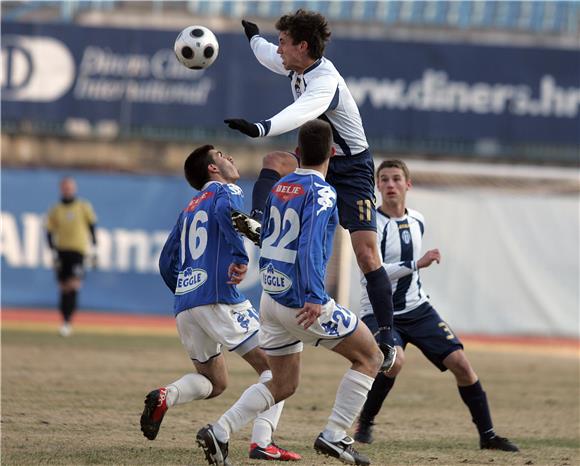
[226,10,397,371]
[359,207,429,319]
[356,160,519,453]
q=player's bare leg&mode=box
[204,352,300,465]
[140,357,221,440]
[350,230,397,371]
[242,349,301,461]
[313,323,382,466]
[355,346,405,444]
[251,151,299,220]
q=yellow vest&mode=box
[46,199,97,255]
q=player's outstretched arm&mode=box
[241,20,259,41]
[224,119,260,138]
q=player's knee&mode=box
[269,379,297,402]
[361,346,384,374]
[446,351,477,384]
[388,349,405,377]
[208,381,227,398]
[372,347,384,373]
[354,245,381,273]
[262,151,298,176]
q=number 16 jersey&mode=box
[159,181,249,316]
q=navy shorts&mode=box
[327,149,376,232]
[362,302,463,372]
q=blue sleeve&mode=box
[158,218,181,293]
[298,188,335,304]
[214,186,249,265]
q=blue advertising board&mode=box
[2,22,579,146]
[1,169,262,315]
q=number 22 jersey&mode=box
[259,168,338,309]
[158,181,249,316]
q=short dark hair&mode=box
[298,119,333,166]
[276,9,331,60]
[184,144,215,190]
[376,159,410,181]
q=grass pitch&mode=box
[2,328,578,465]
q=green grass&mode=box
[2,329,579,465]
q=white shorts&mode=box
[176,300,260,363]
[259,292,359,356]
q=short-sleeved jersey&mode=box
[159,181,249,316]
[259,168,338,308]
[360,208,429,317]
[46,199,97,255]
[250,36,368,157]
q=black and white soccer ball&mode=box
[174,25,219,70]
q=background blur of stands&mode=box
[4,1,579,36]
[2,1,579,337]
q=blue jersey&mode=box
[159,181,249,316]
[259,169,338,308]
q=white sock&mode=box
[322,369,375,442]
[251,370,285,447]
[214,383,274,443]
[165,373,213,408]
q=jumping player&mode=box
[225,9,396,370]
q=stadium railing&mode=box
[2,1,578,35]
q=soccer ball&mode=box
[174,25,219,70]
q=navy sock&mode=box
[364,267,394,345]
[458,380,495,440]
[61,290,78,322]
[252,169,280,220]
[59,291,68,322]
[359,372,396,425]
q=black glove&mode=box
[224,119,260,138]
[242,20,259,42]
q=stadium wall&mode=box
[1,169,262,315]
[347,186,580,338]
[3,168,578,338]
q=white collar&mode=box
[201,180,222,190]
[295,168,325,181]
